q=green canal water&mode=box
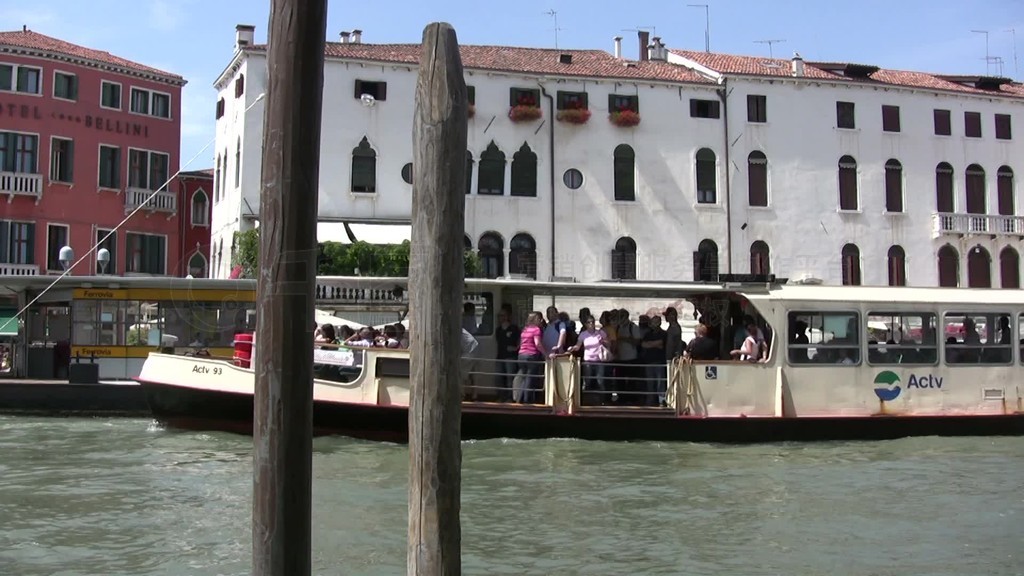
[0,416,1021,575]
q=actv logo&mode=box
[873,371,902,401]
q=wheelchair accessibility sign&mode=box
[704,366,718,380]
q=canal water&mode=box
[0,417,1021,576]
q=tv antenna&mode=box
[754,39,786,58]
[544,9,563,49]
[1007,28,1019,78]
[972,29,991,74]
[688,4,710,52]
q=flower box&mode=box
[609,109,641,127]
[556,108,592,124]
[508,104,542,122]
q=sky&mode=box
[3,0,1021,241]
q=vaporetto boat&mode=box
[136,276,1024,442]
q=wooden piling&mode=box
[252,1,327,575]
[408,22,468,576]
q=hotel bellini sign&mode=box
[0,102,151,138]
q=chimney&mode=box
[650,37,666,61]
[340,31,350,44]
[235,24,255,50]
[791,52,804,77]
[350,29,362,44]
[638,30,650,61]
[613,36,623,59]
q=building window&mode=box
[613,144,635,201]
[608,94,639,114]
[477,141,505,195]
[750,241,770,275]
[998,166,1014,217]
[188,252,208,278]
[509,233,536,279]
[884,159,903,212]
[611,237,637,280]
[563,168,583,190]
[836,101,855,129]
[690,98,720,119]
[881,105,900,132]
[510,87,540,108]
[838,155,858,210]
[695,148,717,204]
[96,229,116,274]
[401,162,413,185]
[126,233,166,275]
[464,151,473,195]
[0,132,39,173]
[934,109,951,135]
[937,244,959,287]
[0,221,35,265]
[234,139,241,188]
[350,136,376,193]
[215,98,225,119]
[995,114,1012,140]
[1001,247,1020,288]
[510,142,537,197]
[234,74,245,98]
[128,149,169,191]
[46,224,69,272]
[747,151,768,206]
[965,111,982,138]
[935,162,954,212]
[101,81,122,110]
[354,79,386,101]
[967,246,992,288]
[556,91,588,110]
[694,239,718,281]
[53,71,78,101]
[747,95,766,123]
[213,154,221,201]
[0,63,41,94]
[191,190,209,226]
[130,88,171,119]
[49,138,74,183]
[477,232,504,279]
[841,243,861,286]
[887,245,906,287]
[466,86,475,105]
[99,145,121,189]
[965,164,986,215]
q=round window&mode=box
[562,168,583,189]
[401,163,413,184]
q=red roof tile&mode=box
[0,28,184,83]
[247,42,713,85]
[669,49,839,79]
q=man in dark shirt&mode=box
[641,315,667,406]
[685,323,718,361]
[494,306,520,401]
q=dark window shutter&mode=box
[378,82,387,101]
[25,223,36,265]
[0,221,8,263]
[354,80,363,100]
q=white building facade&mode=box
[210,25,1024,288]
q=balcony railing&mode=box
[0,172,43,201]
[0,263,39,276]
[125,187,177,214]
[932,212,1024,238]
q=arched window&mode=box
[463,235,472,251]
[747,151,768,207]
[693,239,718,281]
[696,148,717,204]
[510,142,538,197]
[191,189,209,226]
[937,244,959,287]
[214,155,221,202]
[234,138,241,187]
[465,151,474,195]
[1000,246,1020,289]
[841,243,861,285]
[351,137,376,193]
[613,144,635,201]
[750,240,770,275]
[611,237,637,280]
[965,164,986,214]
[838,155,858,210]
[967,245,992,288]
[188,251,207,278]
[477,232,504,278]
[935,162,955,213]
[478,142,505,195]
[884,159,903,212]
[997,166,1014,217]
[509,233,537,279]
[887,245,906,286]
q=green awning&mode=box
[0,309,18,337]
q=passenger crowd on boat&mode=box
[313,321,409,350]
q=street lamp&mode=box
[58,246,74,271]
[97,248,110,275]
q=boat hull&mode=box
[139,380,1024,443]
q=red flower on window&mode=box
[508,104,542,122]
[556,108,592,124]
[609,109,641,127]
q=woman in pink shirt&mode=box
[515,311,546,403]
[569,316,611,404]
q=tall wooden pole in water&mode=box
[408,22,468,576]
[252,1,327,575]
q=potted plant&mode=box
[609,108,641,127]
[508,93,542,122]
[556,105,591,125]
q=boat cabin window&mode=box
[463,292,494,336]
[787,311,860,365]
[865,312,938,365]
[943,312,1012,365]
